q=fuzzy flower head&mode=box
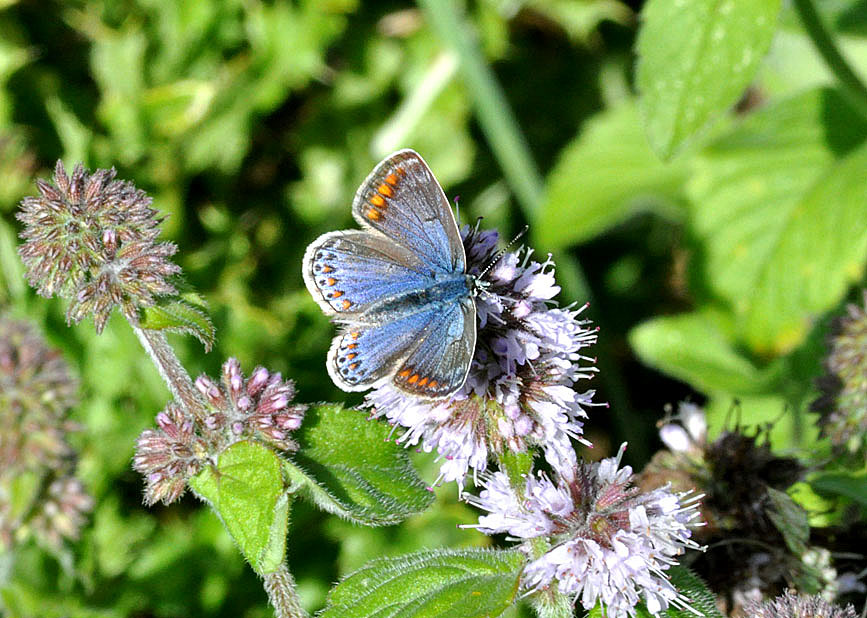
[17,161,181,333]
[743,592,857,618]
[465,445,704,618]
[639,404,842,613]
[812,290,867,457]
[134,358,306,505]
[367,226,600,487]
[0,315,92,550]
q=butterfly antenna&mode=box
[477,225,529,280]
[453,195,461,222]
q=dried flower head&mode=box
[367,226,600,487]
[465,444,703,618]
[134,358,306,505]
[743,591,857,618]
[0,314,91,550]
[812,291,867,456]
[640,404,837,614]
[17,161,181,332]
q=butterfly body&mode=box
[303,150,477,399]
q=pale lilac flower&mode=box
[366,226,600,487]
[464,445,704,618]
[134,358,306,505]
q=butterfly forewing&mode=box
[302,230,433,317]
[351,150,466,275]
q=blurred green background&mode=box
[0,0,866,616]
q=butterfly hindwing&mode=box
[351,150,465,275]
[392,295,477,399]
[327,309,439,391]
[303,230,433,316]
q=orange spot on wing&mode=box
[346,343,357,349]
[370,194,386,207]
[332,290,343,298]
[322,265,332,273]
[408,374,419,384]
[378,183,394,197]
[347,353,357,360]
[429,380,438,389]
[326,277,336,286]
[350,331,360,340]
[399,369,411,378]
[385,173,399,186]
[341,299,351,310]
[418,377,429,387]
[367,209,382,221]
[349,362,358,370]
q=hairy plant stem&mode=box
[793,0,867,119]
[132,326,206,420]
[264,563,309,618]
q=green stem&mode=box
[793,0,867,118]
[132,326,206,420]
[416,0,544,220]
[263,564,309,618]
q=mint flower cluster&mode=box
[17,161,180,332]
[367,226,600,486]
[466,445,703,617]
[363,225,704,617]
[0,315,92,550]
[134,358,306,505]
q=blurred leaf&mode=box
[0,583,121,618]
[704,393,818,452]
[320,548,524,618]
[536,103,688,249]
[285,404,433,525]
[811,470,867,507]
[46,97,91,166]
[190,440,290,575]
[629,309,778,395]
[0,217,25,302]
[766,486,810,554]
[742,140,867,353]
[522,0,632,43]
[688,88,867,354]
[139,295,215,351]
[637,0,781,158]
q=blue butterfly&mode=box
[302,149,477,399]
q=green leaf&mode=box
[284,404,433,526]
[688,88,867,355]
[742,140,867,353]
[637,0,782,158]
[766,486,810,554]
[139,295,216,351]
[629,310,778,395]
[536,103,689,249]
[665,567,725,618]
[320,548,524,618]
[189,440,289,575]
[811,470,867,508]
